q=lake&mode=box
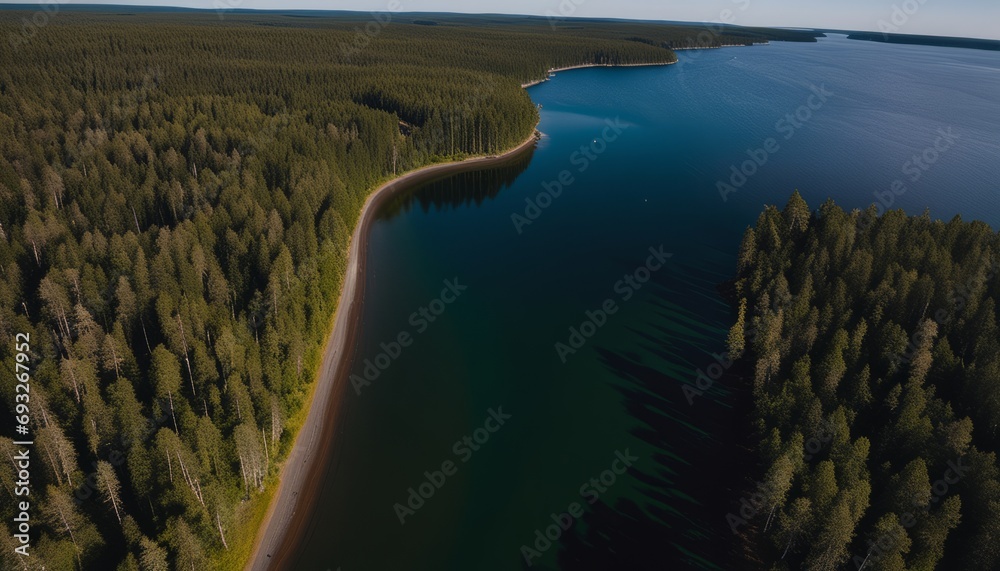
[290,34,1000,570]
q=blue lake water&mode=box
[291,34,1000,570]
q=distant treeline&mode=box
[0,10,816,570]
[847,31,1000,51]
[729,192,1000,570]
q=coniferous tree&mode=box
[731,193,1000,569]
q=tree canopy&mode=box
[730,192,1000,570]
[0,10,818,571]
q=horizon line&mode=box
[0,4,998,43]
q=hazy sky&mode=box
[6,0,1000,40]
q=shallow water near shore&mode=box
[290,35,1000,570]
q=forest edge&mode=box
[245,126,542,571]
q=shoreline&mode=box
[249,47,766,571]
[520,61,676,88]
[518,43,769,88]
[245,128,541,571]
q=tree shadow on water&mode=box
[549,281,757,571]
[377,146,536,220]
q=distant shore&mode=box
[517,44,770,89]
[245,128,540,571]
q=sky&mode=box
[4,0,1000,40]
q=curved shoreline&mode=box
[246,129,540,571]
[520,61,676,88]
[249,55,724,571]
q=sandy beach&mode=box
[245,129,540,571]
[248,54,729,571]
[248,61,665,571]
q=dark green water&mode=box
[293,35,1000,570]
